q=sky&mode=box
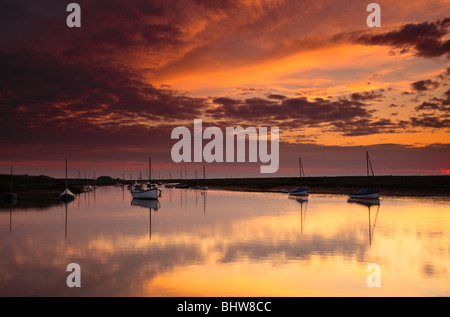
[0,0,449,179]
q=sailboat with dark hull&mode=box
[59,159,75,203]
[289,157,309,197]
[3,166,17,203]
[347,152,380,199]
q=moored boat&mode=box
[347,187,379,199]
[131,187,161,199]
[347,151,380,199]
[59,159,75,202]
[3,166,17,203]
[289,186,309,197]
[60,188,75,202]
[130,156,161,199]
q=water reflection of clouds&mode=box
[0,187,449,296]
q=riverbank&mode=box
[1,175,449,202]
[178,175,450,197]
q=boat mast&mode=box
[10,165,13,193]
[65,159,68,190]
[366,151,375,185]
[299,157,305,178]
[149,157,152,184]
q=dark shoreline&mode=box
[1,175,449,204]
[181,175,450,198]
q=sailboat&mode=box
[347,151,380,199]
[59,159,75,202]
[3,166,17,203]
[131,157,161,199]
[289,157,309,197]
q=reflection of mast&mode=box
[131,199,160,241]
[347,198,380,245]
[299,157,305,178]
[289,196,308,234]
[300,200,307,235]
[61,200,73,240]
[368,203,380,245]
[9,207,12,233]
[65,202,68,239]
[202,191,207,215]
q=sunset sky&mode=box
[0,0,449,179]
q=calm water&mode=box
[0,186,449,297]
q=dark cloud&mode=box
[411,116,450,128]
[330,118,408,137]
[351,17,450,59]
[411,79,440,91]
[350,90,384,101]
[209,95,371,126]
[267,94,287,100]
[0,49,207,148]
[411,89,450,128]
[207,91,406,136]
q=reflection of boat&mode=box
[60,199,74,239]
[131,198,161,240]
[348,151,379,199]
[131,198,161,210]
[59,159,75,203]
[289,196,308,234]
[347,197,381,245]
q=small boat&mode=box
[60,188,75,202]
[289,186,309,197]
[288,157,308,196]
[191,185,208,190]
[81,185,94,192]
[347,197,380,206]
[175,183,188,188]
[59,159,75,202]
[347,187,379,199]
[131,156,161,199]
[347,151,380,199]
[114,183,123,187]
[131,187,161,199]
[164,183,175,188]
[3,166,17,203]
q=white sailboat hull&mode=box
[131,188,160,199]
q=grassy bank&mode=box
[175,175,450,197]
[1,175,449,202]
